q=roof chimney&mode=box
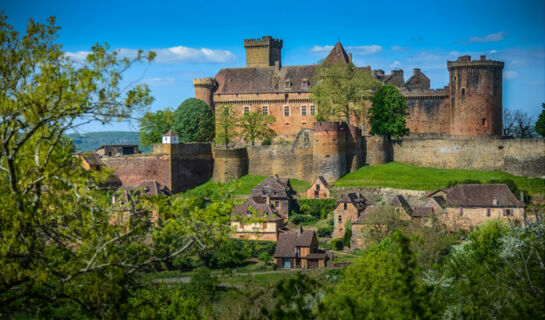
[413,68,421,75]
[480,55,486,61]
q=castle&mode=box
[193,36,504,139]
[95,37,544,194]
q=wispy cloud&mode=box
[391,45,409,52]
[142,77,176,86]
[466,32,506,43]
[389,60,401,68]
[503,70,518,80]
[309,44,382,55]
[66,46,235,64]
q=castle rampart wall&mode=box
[392,137,545,178]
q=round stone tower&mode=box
[193,78,217,111]
[363,135,389,165]
[447,55,504,137]
[312,122,347,183]
[212,148,248,183]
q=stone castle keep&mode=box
[101,36,544,193]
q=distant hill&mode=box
[67,131,151,153]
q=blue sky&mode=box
[4,0,544,132]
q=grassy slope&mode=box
[334,162,545,196]
[183,175,311,196]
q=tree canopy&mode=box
[311,61,382,124]
[215,104,238,148]
[535,103,545,137]
[172,98,215,143]
[369,84,410,139]
[238,110,276,146]
[0,15,232,318]
[138,108,175,146]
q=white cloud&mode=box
[391,45,409,52]
[66,46,235,64]
[467,32,505,43]
[504,70,518,79]
[309,44,382,56]
[489,50,497,54]
[142,77,175,86]
[389,60,401,68]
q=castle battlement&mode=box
[193,78,217,88]
[244,36,283,49]
[447,55,504,70]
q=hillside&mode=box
[67,131,151,153]
[334,162,545,197]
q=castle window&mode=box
[275,201,280,208]
[316,184,320,191]
[243,106,250,114]
[284,106,290,117]
[302,79,309,89]
[338,215,342,223]
[262,106,268,115]
[301,105,307,116]
[310,105,316,116]
[486,208,491,217]
[482,118,487,127]
[343,203,347,211]
[285,80,292,89]
[462,88,465,96]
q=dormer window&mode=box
[302,79,309,89]
[285,80,292,89]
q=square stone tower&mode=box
[244,36,283,68]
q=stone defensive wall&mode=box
[391,137,545,178]
[103,143,213,193]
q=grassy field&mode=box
[183,175,311,196]
[334,162,545,196]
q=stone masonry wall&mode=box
[392,137,545,178]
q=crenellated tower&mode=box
[243,36,283,68]
[447,55,504,137]
[193,78,217,110]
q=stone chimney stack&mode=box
[413,68,421,76]
[480,55,486,61]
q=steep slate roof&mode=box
[431,196,447,209]
[251,176,292,199]
[214,65,316,94]
[163,130,178,137]
[325,42,350,64]
[389,195,413,215]
[313,176,329,188]
[273,228,317,258]
[74,152,104,166]
[353,205,378,224]
[338,192,367,209]
[446,184,524,208]
[232,198,283,222]
[121,180,171,197]
[426,188,452,198]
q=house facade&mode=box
[231,197,284,241]
[332,192,367,238]
[250,176,294,221]
[273,227,327,268]
[305,176,331,199]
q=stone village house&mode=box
[332,192,367,239]
[273,227,328,268]
[305,176,331,199]
[231,197,284,241]
[250,175,295,222]
[430,184,526,230]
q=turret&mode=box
[244,36,283,68]
[193,78,217,110]
[312,122,347,182]
[447,55,504,137]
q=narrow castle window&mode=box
[284,106,290,117]
[343,203,347,210]
[482,118,487,127]
[338,215,342,223]
[262,106,268,115]
[285,80,292,89]
[302,79,309,89]
[462,88,465,96]
[310,105,316,116]
[243,106,250,114]
[301,105,307,116]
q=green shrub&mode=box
[290,214,320,225]
[331,238,344,251]
[258,251,272,265]
[317,225,334,237]
[297,199,337,218]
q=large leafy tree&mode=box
[369,84,410,139]
[173,98,215,143]
[535,103,545,137]
[214,104,238,148]
[0,15,232,318]
[138,108,175,146]
[311,61,382,124]
[238,110,276,146]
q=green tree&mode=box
[238,110,276,146]
[173,98,215,142]
[343,220,352,248]
[311,61,382,124]
[138,108,175,146]
[369,84,410,139]
[214,104,238,148]
[0,15,232,318]
[535,103,545,137]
